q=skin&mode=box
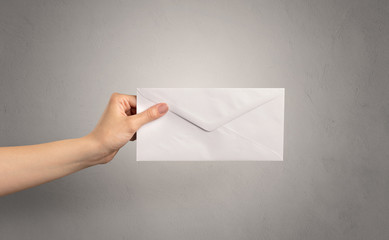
[0,93,169,197]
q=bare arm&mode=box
[0,93,168,196]
[0,137,104,196]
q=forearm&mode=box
[0,93,166,196]
[0,136,105,196]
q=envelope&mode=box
[137,88,284,161]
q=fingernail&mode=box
[158,103,169,114]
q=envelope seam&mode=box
[138,88,282,132]
[222,126,283,160]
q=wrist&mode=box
[79,134,114,166]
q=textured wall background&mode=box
[1,0,388,239]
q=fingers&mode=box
[128,103,169,132]
[109,93,137,114]
[130,133,137,141]
[112,92,136,107]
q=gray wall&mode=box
[1,0,388,239]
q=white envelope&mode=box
[137,88,284,161]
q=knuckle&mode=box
[147,108,159,119]
[110,92,120,100]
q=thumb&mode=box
[129,103,169,132]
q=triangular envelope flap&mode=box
[138,88,283,131]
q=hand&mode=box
[86,93,168,164]
[0,92,168,196]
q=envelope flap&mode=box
[137,88,284,131]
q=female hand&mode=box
[0,92,168,196]
[86,92,168,164]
